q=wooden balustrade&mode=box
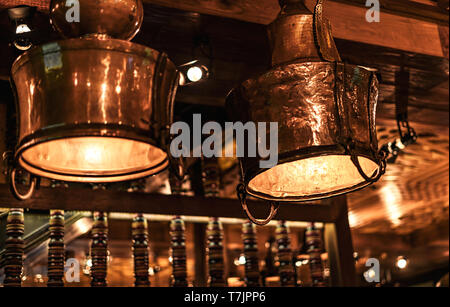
[132,214,151,287]
[47,209,65,287]
[3,208,24,287]
[242,221,261,287]
[206,218,226,287]
[170,216,188,287]
[90,212,108,287]
[306,223,327,287]
[275,221,296,287]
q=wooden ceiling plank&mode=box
[143,0,447,57]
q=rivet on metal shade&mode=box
[227,0,386,224]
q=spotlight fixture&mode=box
[178,60,209,85]
[227,0,386,225]
[396,256,408,269]
[7,5,36,51]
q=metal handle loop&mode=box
[237,184,280,226]
[9,168,38,201]
[350,151,386,184]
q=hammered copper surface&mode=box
[268,0,340,65]
[227,61,380,201]
[11,38,179,182]
[49,0,144,40]
[226,0,381,201]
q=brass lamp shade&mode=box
[227,61,382,202]
[226,0,385,216]
[11,38,179,183]
[49,0,144,40]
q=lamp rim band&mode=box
[15,124,169,182]
[18,154,169,183]
[241,144,381,202]
[11,37,176,76]
[16,122,164,158]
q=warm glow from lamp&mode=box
[84,145,102,165]
[248,155,378,200]
[19,137,168,182]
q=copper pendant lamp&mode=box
[8,0,181,199]
[226,0,386,225]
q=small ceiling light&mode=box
[178,60,209,85]
[15,24,31,34]
[8,5,36,51]
[396,256,408,269]
[7,0,183,200]
[227,0,386,225]
[187,66,204,82]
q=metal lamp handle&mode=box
[350,151,387,184]
[237,184,280,226]
[9,167,38,201]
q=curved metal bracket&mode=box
[9,167,38,201]
[237,184,280,226]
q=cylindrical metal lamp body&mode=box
[226,0,383,203]
[11,38,179,182]
[227,61,380,201]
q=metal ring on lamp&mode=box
[237,184,280,226]
[9,167,38,201]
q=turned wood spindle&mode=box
[206,217,226,287]
[170,216,188,287]
[3,208,25,287]
[306,223,326,287]
[275,221,296,287]
[201,158,220,198]
[90,211,108,287]
[47,209,65,287]
[242,221,261,287]
[132,213,151,287]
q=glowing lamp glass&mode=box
[18,137,168,182]
[248,156,378,199]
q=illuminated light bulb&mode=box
[187,66,203,82]
[396,257,408,269]
[16,24,31,34]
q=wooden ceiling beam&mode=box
[0,184,340,223]
[144,0,448,57]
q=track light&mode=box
[179,60,209,85]
[8,5,36,51]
